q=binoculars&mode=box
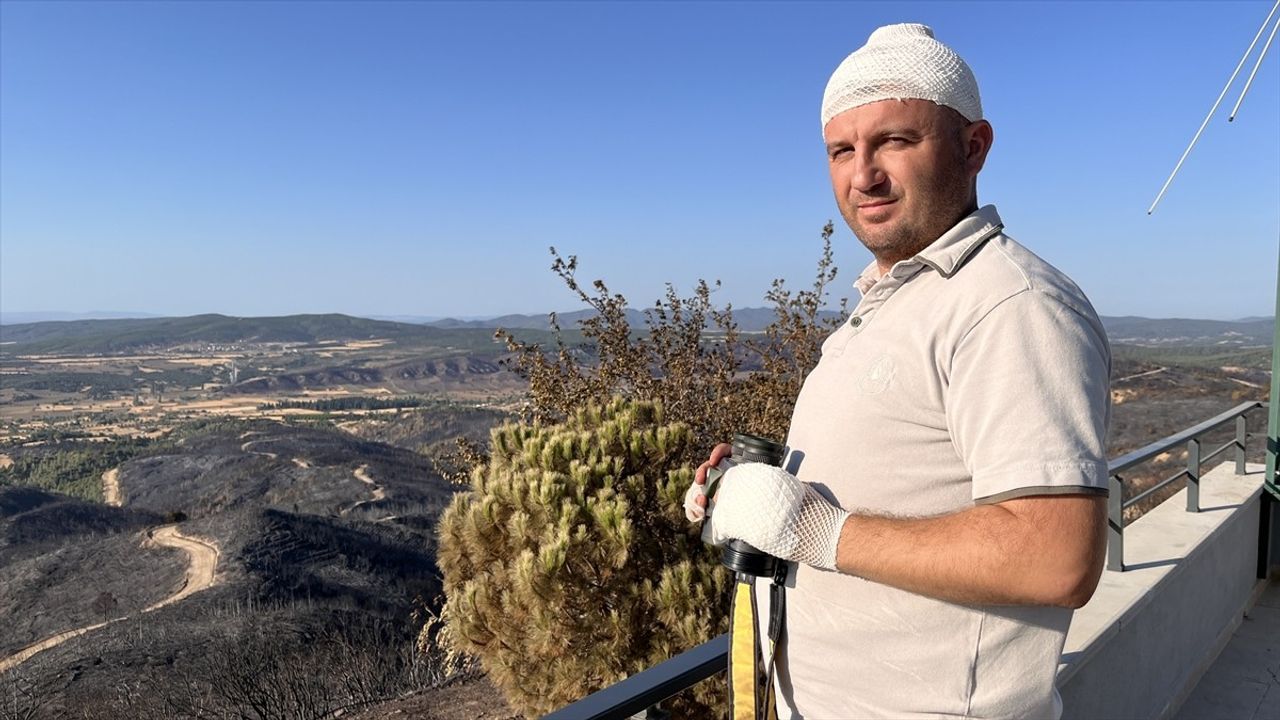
[701,433,788,579]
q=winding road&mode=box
[241,439,279,460]
[142,526,219,610]
[342,464,389,517]
[0,524,219,672]
[2,444,385,671]
[353,464,386,502]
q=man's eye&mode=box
[830,148,851,159]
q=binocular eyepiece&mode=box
[703,433,788,579]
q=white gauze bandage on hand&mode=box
[684,458,732,522]
[705,463,850,571]
[683,478,708,522]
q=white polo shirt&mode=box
[766,205,1112,719]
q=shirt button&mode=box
[850,316,862,327]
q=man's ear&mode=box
[963,120,994,176]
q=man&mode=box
[686,23,1111,719]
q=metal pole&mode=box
[1229,12,1280,122]
[1148,0,1280,214]
[1186,438,1201,512]
[1260,491,1274,579]
[1238,415,1249,475]
[1263,232,1280,580]
[1107,473,1125,572]
[1268,239,1280,499]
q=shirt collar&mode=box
[853,260,881,295]
[915,205,1004,278]
[852,205,1004,294]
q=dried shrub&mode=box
[432,224,847,717]
[436,399,725,717]
[497,221,846,451]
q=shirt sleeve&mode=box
[945,289,1112,504]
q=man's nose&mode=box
[851,151,886,193]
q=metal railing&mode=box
[542,636,726,720]
[546,400,1268,719]
[1106,400,1264,571]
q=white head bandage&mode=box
[821,23,982,132]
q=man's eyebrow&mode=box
[872,127,923,139]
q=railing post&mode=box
[1186,438,1201,512]
[1108,473,1125,572]
[1236,415,1248,475]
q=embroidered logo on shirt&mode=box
[859,354,897,395]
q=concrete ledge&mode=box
[1057,461,1265,720]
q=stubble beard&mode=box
[841,203,923,265]
[841,169,973,268]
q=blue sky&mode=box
[1,1,1277,321]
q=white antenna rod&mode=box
[1147,0,1280,215]
[1229,11,1280,122]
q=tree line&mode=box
[258,396,430,412]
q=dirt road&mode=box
[0,525,219,672]
[143,526,219,610]
[102,468,122,507]
[342,465,387,516]
[1115,366,1168,383]
[241,439,279,460]
[0,620,114,673]
[353,465,386,502]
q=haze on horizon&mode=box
[1,1,1277,322]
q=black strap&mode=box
[767,562,787,643]
[762,562,787,718]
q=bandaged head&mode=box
[821,23,982,132]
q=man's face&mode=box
[824,99,987,267]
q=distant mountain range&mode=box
[0,313,442,350]
[419,307,827,332]
[0,311,163,325]
[0,311,1272,353]
[424,311,1275,344]
[1100,316,1272,346]
[0,313,554,355]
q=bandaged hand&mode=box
[683,479,710,523]
[702,463,850,571]
[684,444,733,523]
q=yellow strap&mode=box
[729,579,760,719]
[729,577,781,720]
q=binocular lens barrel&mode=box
[723,539,780,576]
[729,434,786,466]
[718,434,786,577]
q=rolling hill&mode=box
[0,313,567,355]
[5,311,1268,355]
[1100,316,1272,346]
[0,419,458,718]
